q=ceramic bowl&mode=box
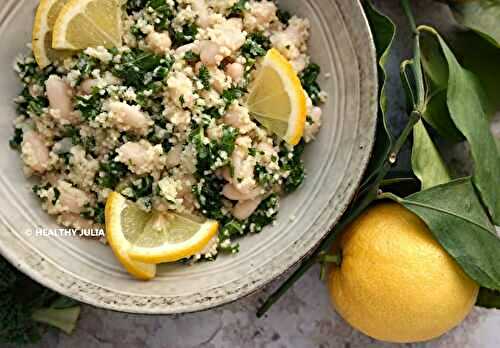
[0,0,377,313]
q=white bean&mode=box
[108,101,153,134]
[56,181,89,214]
[46,75,74,120]
[233,197,263,220]
[192,0,210,28]
[222,183,261,201]
[21,131,50,173]
[225,63,244,83]
[200,40,223,66]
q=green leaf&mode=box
[449,0,500,48]
[446,30,500,115]
[418,26,500,225]
[32,306,81,335]
[361,1,395,183]
[476,287,500,309]
[419,31,464,141]
[411,120,451,190]
[423,90,463,142]
[399,178,500,290]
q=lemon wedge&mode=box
[105,192,219,269]
[247,48,307,146]
[32,0,73,68]
[52,0,122,50]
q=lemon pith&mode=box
[247,48,307,145]
[328,202,479,343]
[52,0,122,50]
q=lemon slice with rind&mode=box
[52,0,122,50]
[32,0,73,68]
[247,48,307,146]
[106,192,219,267]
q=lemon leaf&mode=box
[476,287,500,309]
[411,120,451,190]
[360,1,395,187]
[417,26,500,225]
[399,178,500,291]
[449,0,500,48]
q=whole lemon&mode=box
[328,202,479,343]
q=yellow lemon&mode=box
[247,48,307,145]
[52,0,122,50]
[328,202,479,343]
[105,192,218,270]
[32,0,73,68]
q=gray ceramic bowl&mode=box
[0,0,377,313]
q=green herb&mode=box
[198,65,211,90]
[279,140,306,193]
[16,87,49,117]
[299,63,322,106]
[190,126,238,173]
[148,0,175,30]
[277,9,291,24]
[241,32,271,59]
[184,50,200,64]
[73,53,99,78]
[98,160,130,189]
[81,203,105,224]
[0,257,80,345]
[114,50,173,88]
[170,23,198,47]
[192,175,225,220]
[9,128,23,150]
[51,188,60,205]
[248,194,279,233]
[131,176,154,198]
[222,87,245,106]
[75,92,103,121]
[228,0,248,17]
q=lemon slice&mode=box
[105,193,156,280]
[32,0,73,68]
[52,0,122,50]
[106,192,219,267]
[247,48,307,146]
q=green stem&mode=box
[401,0,426,111]
[380,177,417,187]
[256,111,421,318]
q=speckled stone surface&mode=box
[25,1,500,347]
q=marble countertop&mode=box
[31,1,500,347]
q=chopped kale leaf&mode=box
[277,9,291,24]
[9,128,24,150]
[97,160,130,189]
[192,175,225,220]
[299,63,322,106]
[184,50,200,64]
[279,140,306,193]
[198,65,211,90]
[170,23,198,47]
[228,0,248,17]
[241,32,271,59]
